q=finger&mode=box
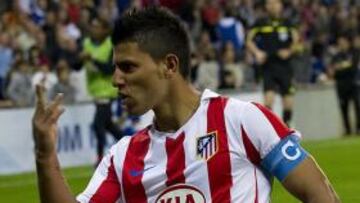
[47,106,65,124]
[35,84,47,110]
[44,93,64,119]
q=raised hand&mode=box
[32,84,65,159]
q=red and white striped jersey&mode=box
[77,89,297,203]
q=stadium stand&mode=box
[0,0,359,108]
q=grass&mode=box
[0,137,359,203]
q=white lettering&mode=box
[281,140,301,161]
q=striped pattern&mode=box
[77,90,295,203]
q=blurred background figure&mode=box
[0,32,13,102]
[220,42,244,89]
[6,59,33,107]
[31,63,57,92]
[216,7,245,59]
[330,35,360,136]
[195,31,219,91]
[246,0,299,126]
[49,58,76,104]
[80,15,122,165]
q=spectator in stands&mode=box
[32,63,57,93]
[237,0,257,28]
[0,32,13,101]
[7,60,33,107]
[9,11,43,52]
[49,59,76,104]
[42,9,59,66]
[195,44,219,91]
[310,32,329,83]
[80,16,122,165]
[220,42,244,89]
[67,0,81,24]
[77,7,92,37]
[201,0,221,41]
[98,0,119,23]
[29,0,48,26]
[29,46,49,69]
[55,7,81,47]
[216,8,245,58]
[330,35,360,136]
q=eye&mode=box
[114,62,137,73]
[121,64,136,73]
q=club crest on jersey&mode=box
[196,131,218,161]
[155,184,206,203]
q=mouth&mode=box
[118,92,128,99]
[118,92,131,105]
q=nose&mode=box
[112,67,126,89]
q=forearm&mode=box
[246,40,262,55]
[299,173,340,203]
[283,157,340,203]
[290,29,300,54]
[36,153,78,203]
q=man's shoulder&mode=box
[225,96,251,109]
[222,96,252,120]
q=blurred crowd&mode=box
[1,0,360,108]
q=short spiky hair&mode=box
[112,7,191,80]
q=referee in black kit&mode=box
[246,0,299,126]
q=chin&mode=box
[126,106,150,116]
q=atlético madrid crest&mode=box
[196,131,218,161]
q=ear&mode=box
[162,54,179,79]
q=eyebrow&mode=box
[113,60,138,68]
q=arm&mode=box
[278,28,300,60]
[80,52,114,75]
[260,134,340,203]
[246,27,267,64]
[32,85,78,203]
[282,156,340,203]
[259,133,340,203]
[93,57,114,75]
[240,102,340,202]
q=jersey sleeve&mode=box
[240,102,308,181]
[240,102,299,161]
[247,19,264,42]
[76,146,122,203]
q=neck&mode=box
[153,79,201,132]
[270,13,281,19]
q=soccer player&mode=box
[32,7,340,203]
[246,0,299,126]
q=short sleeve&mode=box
[76,146,122,203]
[247,18,265,41]
[240,102,299,160]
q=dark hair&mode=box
[91,15,111,29]
[112,7,191,79]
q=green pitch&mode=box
[0,137,359,203]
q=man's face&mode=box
[337,37,350,51]
[91,19,108,41]
[266,0,283,17]
[112,42,168,115]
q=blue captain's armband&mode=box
[261,135,308,182]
